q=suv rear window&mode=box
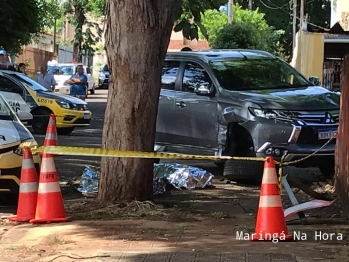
[211,58,311,91]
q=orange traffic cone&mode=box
[8,148,38,222]
[30,153,69,224]
[44,114,58,147]
[251,156,292,241]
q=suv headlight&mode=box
[56,100,71,109]
[249,108,277,119]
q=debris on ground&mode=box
[76,164,214,198]
[310,180,336,197]
[64,199,197,222]
[76,166,100,197]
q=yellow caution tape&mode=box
[32,146,267,161]
[277,155,286,191]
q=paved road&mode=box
[31,89,322,185]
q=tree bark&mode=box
[335,53,349,216]
[97,0,180,203]
[73,4,85,63]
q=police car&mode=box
[0,93,41,202]
[0,70,92,135]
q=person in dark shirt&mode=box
[17,63,27,75]
[67,64,88,100]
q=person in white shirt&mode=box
[35,63,57,91]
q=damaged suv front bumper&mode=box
[243,116,338,165]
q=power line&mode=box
[263,0,291,9]
[258,0,328,30]
[259,0,281,10]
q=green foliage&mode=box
[94,43,105,55]
[92,61,104,72]
[62,0,103,58]
[210,5,284,56]
[88,0,105,17]
[41,0,63,25]
[58,38,74,47]
[199,9,227,40]
[0,0,48,54]
[173,0,228,40]
[23,59,32,67]
[236,0,330,58]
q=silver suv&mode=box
[155,50,340,182]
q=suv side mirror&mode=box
[17,110,33,122]
[194,83,213,96]
[309,76,321,86]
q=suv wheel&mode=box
[222,129,264,183]
[32,108,51,134]
[223,159,264,183]
[57,127,75,135]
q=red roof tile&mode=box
[168,40,210,50]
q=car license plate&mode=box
[84,113,91,120]
[318,129,337,140]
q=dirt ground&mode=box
[1,175,348,262]
[2,87,347,261]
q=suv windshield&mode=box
[211,58,311,91]
[102,64,109,71]
[7,73,50,92]
[48,65,75,75]
[0,94,15,121]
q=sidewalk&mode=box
[1,215,349,262]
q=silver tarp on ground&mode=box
[76,164,214,197]
[76,166,100,197]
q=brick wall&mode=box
[16,46,57,77]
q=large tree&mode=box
[200,7,284,57]
[96,0,226,202]
[62,0,103,62]
[0,0,47,54]
[236,0,330,58]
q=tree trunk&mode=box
[335,53,349,216]
[96,0,180,203]
[73,4,85,63]
[73,43,80,63]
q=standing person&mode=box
[35,63,57,91]
[17,63,27,75]
[67,64,87,100]
[0,50,13,69]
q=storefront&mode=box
[323,24,349,91]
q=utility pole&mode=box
[292,0,297,52]
[248,0,253,10]
[300,0,304,30]
[53,18,57,54]
[228,0,234,23]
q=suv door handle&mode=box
[176,101,186,108]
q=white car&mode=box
[0,93,41,199]
[48,63,95,96]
